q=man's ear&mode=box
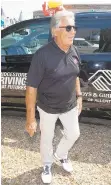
[52,27,58,37]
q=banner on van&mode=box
[1,72,27,90]
[89,70,111,91]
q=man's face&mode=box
[54,17,76,46]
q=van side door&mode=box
[75,24,111,110]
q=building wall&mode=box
[64,4,111,12]
[64,4,111,10]
[33,4,111,18]
[33,11,44,18]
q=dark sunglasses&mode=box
[59,25,77,32]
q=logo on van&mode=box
[88,70,111,91]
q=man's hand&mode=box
[25,120,37,137]
[77,97,82,116]
[25,86,37,137]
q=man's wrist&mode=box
[26,118,36,124]
[76,93,82,98]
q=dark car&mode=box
[1,11,111,116]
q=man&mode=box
[25,10,82,184]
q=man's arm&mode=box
[76,77,82,115]
[76,77,82,96]
[25,86,37,136]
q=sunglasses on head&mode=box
[59,25,77,32]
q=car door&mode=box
[1,18,50,107]
[74,40,96,54]
[77,40,90,53]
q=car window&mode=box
[1,22,50,56]
[75,28,111,54]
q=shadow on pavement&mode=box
[2,164,75,185]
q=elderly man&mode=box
[25,10,82,184]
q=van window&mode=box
[1,23,50,56]
[74,28,111,54]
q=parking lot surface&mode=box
[1,111,111,185]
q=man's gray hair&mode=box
[50,10,75,36]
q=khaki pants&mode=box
[37,106,80,166]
